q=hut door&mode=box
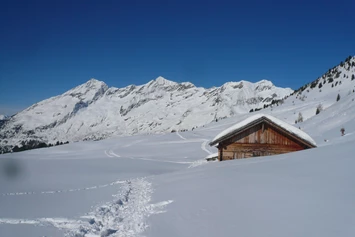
[233,152,237,159]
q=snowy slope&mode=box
[0,85,355,236]
[146,140,355,237]
[0,77,292,152]
[262,55,355,124]
[0,115,6,120]
[0,56,354,237]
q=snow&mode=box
[0,115,5,120]
[0,56,355,237]
[145,141,355,237]
[210,113,317,147]
[1,88,355,236]
[0,76,293,150]
[205,152,218,159]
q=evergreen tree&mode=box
[297,112,303,123]
[316,104,323,115]
[336,94,340,101]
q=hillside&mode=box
[0,77,354,236]
[252,56,355,126]
[0,77,292,153]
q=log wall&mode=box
[218,122,305,161]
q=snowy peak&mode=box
[0,75,293,152]
[255,79,275,91]
[86,78,106,87]
[72,78,108,92]
[154,76,177,86]
[64,78,108,102]
[146,76,179,89]
[220,79,279,91]
[221,81,244,90]
[218,80,292,102]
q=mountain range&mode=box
[0,77,292,152]
[1,55,354,153]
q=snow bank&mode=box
[205,152,218,159]
[146,140,355,237]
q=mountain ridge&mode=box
[0,76,292,152]
[3,54,353,153]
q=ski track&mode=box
[126,156,192,165]
[105,139,147,158]
[201,139,213,155]
[176,131,186,140]
[109,150,121,157]
[104,136,214,167]
[0,178,173,237]
[122,139,145,148]
[0,133,212,234]
[104,150,114,158]
[151,139,203,145]
[104,146,192,165]
[1,180,125,197]
[187,140,213,168]
[0,132,213,235]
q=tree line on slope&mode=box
[1,140,69,154]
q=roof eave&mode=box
[209,116,316,148]
[209,117,265,146]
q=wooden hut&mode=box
[209,114,316,161]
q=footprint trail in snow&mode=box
[0,178,173,237]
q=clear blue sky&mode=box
[1,0,354,115]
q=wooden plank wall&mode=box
[219,122,305,161]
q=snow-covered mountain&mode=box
[1,56,355,237]
[0,77,292,152]
[0,115,6,120]
[257,55,355,126]
[1,68,355,236]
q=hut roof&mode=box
[209,113,316,147]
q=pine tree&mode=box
[316,104,323,115]
[336,94,340,101]
[297,112,303,123]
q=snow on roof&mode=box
[210,113,316,147]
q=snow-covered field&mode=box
[1,80,355,236]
